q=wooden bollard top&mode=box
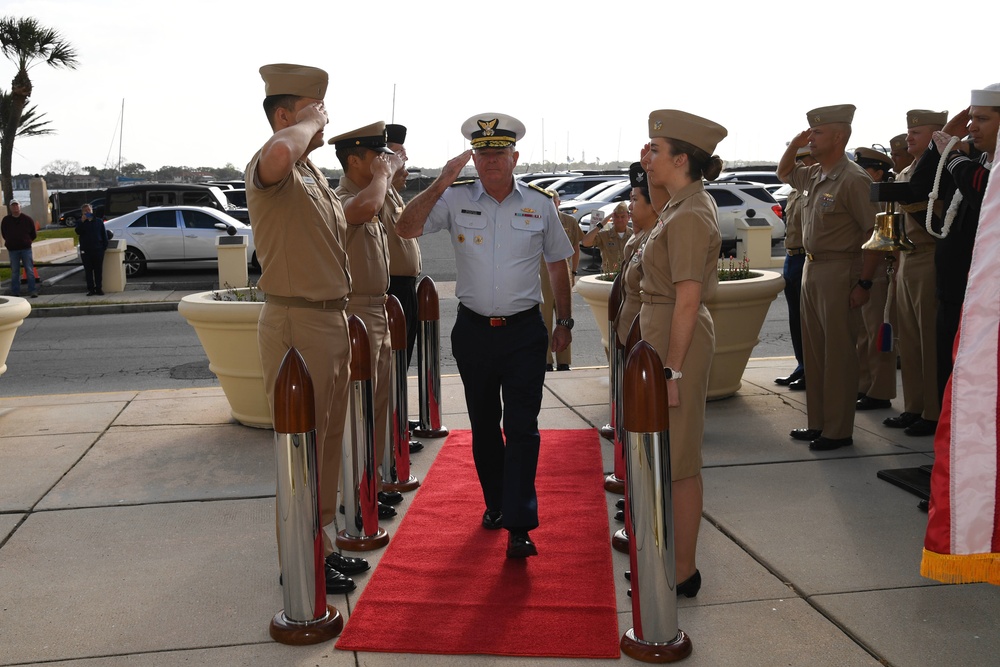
[417,275,439,321]
[608,272,623,320]
[348,314,372,381]
[273,347,315,434]
[625,313,642,355]
[623,340,669,433]
[385,294,407,352]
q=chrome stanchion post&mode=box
[414,276,449,438]
[620,340,692,662]
[336,315,389,551]
[269,347,343,645]
[604,273,625,491]
[383,295,419,493]
[613,314,641,556]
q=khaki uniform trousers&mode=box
[259,303,351,557]
[857,266,897,400]
[540,257,572,365]
[896,248,940,420]
[346,301,392,475]
[801,257,863,439]
[638,300,714,481]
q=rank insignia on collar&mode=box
[522,208,535,214]
[653,121,662,130]
[477,118,498,136]
[457,233,466,243]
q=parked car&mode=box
[514,171,578,184]
[102,206,258,277]
[718,170,782,185]
[559,179,631,222]
[546,173,629,201]
[578,180,785,255]
[104,183,231,220]
[59,198,106,227]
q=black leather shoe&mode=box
[408,419,420,431]
[409,440,424,453]
[624,570,631,581]
[627,588,632,597]
[904,419,938,437]
[774,369,803,386]
[857,395,892,410]
[482,509,503,529]
[614,509,624,523]
[677,569,701,598]
[616,498,625,510]
[599,423,615,439]
[506,530,538,558]
[326,552,370,576]
[788,377,806,391]
[325,563,356,594]
[917,499,929,512]
[378,501,396,519]
[556,363,571,371]
[883,412,920,429]
[378,490,404,506]
[790,428,822,441]
[809,436,853,451]
[545,364,554,372]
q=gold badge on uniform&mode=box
[474,235,483,245]
[477,118,498,136]
[457,233,466,243]
[522,208,535,214]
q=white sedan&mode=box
[103,206,257,277]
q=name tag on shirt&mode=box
[303,176,316,185]
[461,209,481,216]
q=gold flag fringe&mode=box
[921,549,1000,585]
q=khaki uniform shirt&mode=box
[789,155,877,254]
[593,227,633,273]
[384,186,421,277]
[245,152,351,301]
[783,189,805,249]
[335,176,390,298]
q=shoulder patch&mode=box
[528,182,555,198]
[450,179,477,188]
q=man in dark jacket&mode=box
[1,199,37,298]
[75,203,109,295]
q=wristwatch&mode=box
[856,279,873,290]
[664,367,683,381]
[556,318,574,330]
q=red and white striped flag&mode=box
[921,156,1000,585]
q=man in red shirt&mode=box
[1,200,38,298]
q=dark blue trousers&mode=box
[451,305,548,531]
[782,252,805,372]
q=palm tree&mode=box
[0,90,54,142]
[0,16,78,205]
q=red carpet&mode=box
[336,429,620,658]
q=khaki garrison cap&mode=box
[648,109,728,155]
[259,63,328,99]
[854,147,893,170]
[889,134,908,153]
[629,162,647,188]
[970,83,1000,106]
[328,121,393,152]
[807,104,855,127]
[907,110,948,128]
[462,113,525,149]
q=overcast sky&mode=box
[4,0,999,178]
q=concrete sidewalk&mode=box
[1,359,997,667]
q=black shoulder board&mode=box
[450,179,476,188]
[528,182,554,198]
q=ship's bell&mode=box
[862,202,915,253]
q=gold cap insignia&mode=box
[653,120,662,130]
[477,118,498,137]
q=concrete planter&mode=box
[0,296,31,377]
[177,288,270,429]
[577,270,785,400]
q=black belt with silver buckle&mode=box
[459,303,539,327]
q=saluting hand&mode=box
[295,101,328,129]
[441,149,473,184]
[789,130,810,149]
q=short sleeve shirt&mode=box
[335,176,390,297]
[594,228,633,273]
[789,154,877,254]
[783,189,805,249]
[384,186,422,277]
[245,152,351,301]
[423,179,573,316]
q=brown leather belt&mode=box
[640,293,675,305]
[459,303,539,327]
[350,294,388,306]
[786,247,806,256]
[267,294,348,310]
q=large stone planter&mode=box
[577,270,785,400]
[0,296,31,377]
[178,288,270,428]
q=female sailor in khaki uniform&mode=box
[614,162,657,346]
[638,109,726,598]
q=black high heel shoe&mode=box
[676,569,701,598]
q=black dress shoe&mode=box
[627,588,632,597]
[624,570,631,581]
[809,436,853,451]
[482,509,503,529]
[325,563,356,594]
[790,428,822,441]
[616,498,625,510]
[677,570,701,598]
[378,490,404,506]
[545,364,554,372]
[857,395,892,410]
[774,369,803,386]
[614,509,624,523]
[378,501,396,519]
[788,377,806,391]
[883,412,920,429]
[556,363,571,371]
[96,290,104,296]
[86,290,96,296]
[409,440,424,453]
[326,552,370,576]
[918,499,929,512]
[904,419,938,437]
[506,530,538,558]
